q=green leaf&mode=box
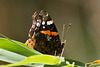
[0,37,41,57]
[64,64,75,67]
[0,48,26,63]
[64,58,85,66]
[44,57,84,67]
[56,57,84,67]
[6,55,61,67]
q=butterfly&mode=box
[25,10,65,56]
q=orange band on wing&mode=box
[40,30,57,36]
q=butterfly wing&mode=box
[25,10,64,56]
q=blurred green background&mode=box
[0,0,100,63]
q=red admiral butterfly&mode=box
[25,10,65,56]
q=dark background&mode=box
[0,0,100,63]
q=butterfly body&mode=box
[25,10,64,56]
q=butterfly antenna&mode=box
[61,23,71,42]
[60,23,71,57]
[61,24,65,42]
[64,23,71,40]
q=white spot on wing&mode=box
[47,20,53,25]
[50,20,53,24]
[43,26,45,29]
[36,23,40,27]
[42,21,45,25]
[47,21,50,25]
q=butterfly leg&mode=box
[60,40,66,57]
